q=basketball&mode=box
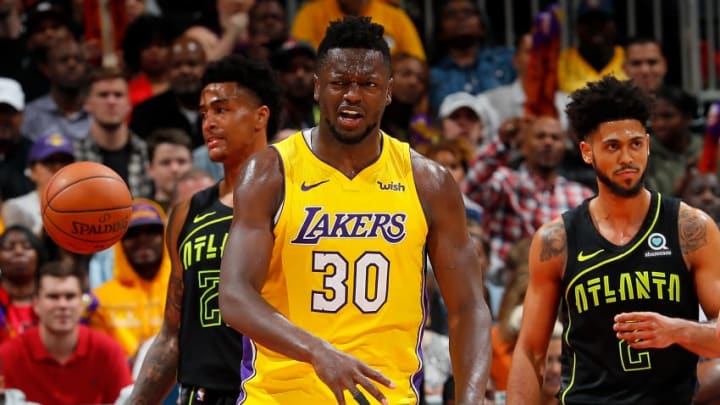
[41,161,133,254]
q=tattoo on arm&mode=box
[540,222,566,262]
[129,266,184,403]
[679,207,708,254]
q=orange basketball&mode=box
[41,161,133,254]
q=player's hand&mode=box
[613,311,680,349]
[309,340,395,405]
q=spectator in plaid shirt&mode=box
[74,68,152,198]
[465,116,593,294]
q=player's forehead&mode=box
[199,82,259,107]
[318,48,390,78]
[592,119,646,141]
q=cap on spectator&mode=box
[128,199,165,229]
[577,0,614,19]
[271,39,317,71]
[0,78,24,111]
[438,92,484,119]
[26,0,72,35]
[28,132,74,163]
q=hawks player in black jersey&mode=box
[127,55,282,405]
[508,76,720,405]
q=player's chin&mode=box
[207,149,227,163]
[332,127,371,145]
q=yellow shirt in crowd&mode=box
[291,0,426,61]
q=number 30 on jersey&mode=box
[311,251,390,313]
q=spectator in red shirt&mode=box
[0,260,132,405]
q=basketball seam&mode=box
[49,206,132,214]
[46,175,130,211]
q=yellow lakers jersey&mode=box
[238,130,429,405]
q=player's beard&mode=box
[594,162,646,198]
[326,117,377,145]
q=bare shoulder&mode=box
[234,146,285,216]
[409,149,463,221]
[410,148,456,196]
[678,202,715,255]
[534,217,567,263]
[236,147,284,189]
[166,198,193,244]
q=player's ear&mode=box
[313,74,319,102]
[255,105,270,132]
[579,140,592,164]
[386,77,393,106]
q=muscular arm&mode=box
[506,219,565,405]
[413,152,492,405]
[127,201,190,404]
[219,148,319,361]
[219,149,392,404]
[615,203,720,357]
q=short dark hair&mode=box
[202,55,284,140]
[88,67,126,88]
[654,85,698,119]
[121,15,177,74]
[391,51,422,66]
[0,225,47,267]
[146,128,193,161]
[35,260,85,294]
[625,36,663,52]
[171,167,215,204]
[317,16,391,69]
[566,76,653,140]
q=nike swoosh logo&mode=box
[577,249,604,262]
[301,180,329,191]
[193,211,216,223]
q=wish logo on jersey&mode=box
[644,232,672,258]
[291,206,407,245]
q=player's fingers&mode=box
[614,320,649,332]
[616,328,639,340]
[627,333,662,349]
[613,322,635,332]
[349,388,372,405]
[627,338,649,349]
[354,375,387,405]
[359,363,396,389]
[331,386,347,405]
[616,312,654,322]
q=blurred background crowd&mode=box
[2,0,720,404]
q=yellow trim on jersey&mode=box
[560,192,662,405]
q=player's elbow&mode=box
[218,284,242,329]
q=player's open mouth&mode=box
[338,109,363,127]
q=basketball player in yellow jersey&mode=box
[219,16,492,405]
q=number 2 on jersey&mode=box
[618,339,652,371]
[311,251,390,313]
[198,270,221,327]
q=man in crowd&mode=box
[0,261,131,405]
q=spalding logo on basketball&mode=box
[41,161,133,254]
